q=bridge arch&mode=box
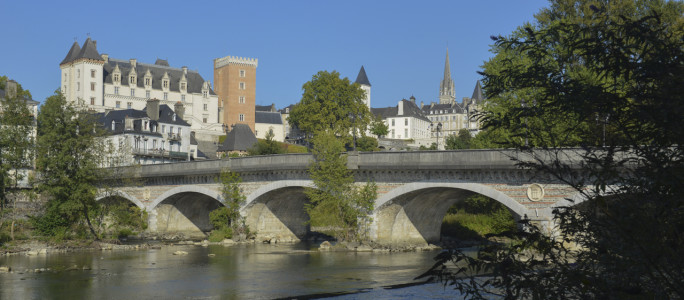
[96,191,144,209]
[373,182,529,245]
[243,180,315,242]
[149,185,224,238]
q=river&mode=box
[0,242,466,299]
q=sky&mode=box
[1,0,549,109]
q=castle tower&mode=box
[439,48,455,104]
[355,66,371,108]
[59,37,105,107]
[214,55,258,132]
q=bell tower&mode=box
[439,48,455,104]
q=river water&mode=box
[0,242,465,299]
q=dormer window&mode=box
[129,75,136,85]
[172,114,177,121]
[145,78,151,86]
[162,72,170,91]
[180,82,186,92]
[203,90,208,98]
[111,120,115,131]
[113,74,120,84]
[163,80,169,89]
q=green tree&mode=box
[33,91,106,240]
[247,129,284,156]
[305,131,376,242]
[421,0,684,298]
[369,114,389,138]
[356,136,378,152]
[444,129,473,150]
[216,168,249,239]
[0,77,35,241]
[288,71,372,149]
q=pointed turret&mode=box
[471,80,484,102]
[355,65,371,86]
[60,41,81,65]
[75,38,104,62]
[439,48,455,104]
[355,66,371,108]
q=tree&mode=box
[33,91,106,240]
[444,129,473,150]
[420,0,684,298]
[288,71,372,149]
[305,131,376,242]
[356,136,378,152]
[247,129,284,156]
[218,168,249,239]
[369,114,389,138]
[0,77,35,240]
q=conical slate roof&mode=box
[471,80,484,101]
[75,38,104,62]
[60,41,81,65]
[355,66,371,86]
[218,124,257,152]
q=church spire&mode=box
[439,48,455,104]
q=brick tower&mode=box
[214,55,258,132]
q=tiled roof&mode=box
[421,102,465,114]
[255,111,283,124]
[103,58,216,95]
[372,99,430,122]
[98,104,189,135]
[60,42,81,65]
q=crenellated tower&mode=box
[214,55,259,132]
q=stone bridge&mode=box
[100,150,585,246]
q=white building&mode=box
[59,38,223,146]
[99,99,194,166]
[371,99,432,147]
[255,104,285,142]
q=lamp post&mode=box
[596,113,610,147]
[521,99,528,147]
[431,122,442,149]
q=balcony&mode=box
[167,133,181,141]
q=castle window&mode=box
[203,90,208,98]
[91,97,95,105]
[240,70,245,77]
[127,102,132,109]
[239,114,244,121]
[146,90,150,98]
[91,69,96,78]
[181,95,185,102]
[163,80,169,89]
[77,69,80,78]
[90,82,95,91]
[130,76,136,85]
[77,82,80,91]
[180,82,186,91]
[239,96,245,103]
[113,74,119,83]
[203,104,208,111]
[115,101,121,108]
[239,82,245,90]
[163,92,168,100]
[131,89,135,97]
[114,86,119,95]
[405,118,408,126]
[145,78,151,86]
[203,117,207,123]
[391,119,395,126]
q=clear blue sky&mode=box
[1,0,548,109]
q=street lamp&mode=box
[431,122,442,149]
[521,99,528,147]
[596,113,610,147]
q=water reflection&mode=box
[0,243,463,299]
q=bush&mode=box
[208,227,232,242]
[209,207,230,230]
[356,136,378,151]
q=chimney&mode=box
[410,95,416,104]
[6,80,17,99]
[130,59,137,68]
[146,98,160,121]
[270,103,276,112]
[182,66,187,75]
[397,100,404,116]
[101,54,109,62]
[174,101,185,120]
[420,101,424,109]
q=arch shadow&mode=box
[374,182,528,245]
[96,191,144,209]
[150,186,224,236]
[243,180,314,241]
